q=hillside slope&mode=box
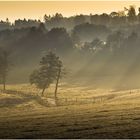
[0,84,140,138]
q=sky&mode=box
[1,1,140,22]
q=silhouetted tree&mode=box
[30,52,63,98]
[111,10,127,26]
[110,12,119,18]
[127,5,136,24]
[43,14,51,23]
[49,13,64,28]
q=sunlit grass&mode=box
[0,84,140,138]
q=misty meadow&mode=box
[0,4,140,139]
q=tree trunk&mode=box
[41,87,46,96]
[54,67,61,100]
[3,82,5,91]
[3,76,6,91]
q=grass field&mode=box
[0,83,140,138]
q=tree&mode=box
[74,14,86,25]
[43,14,51,23]
[49,13,63,27]
[0,49,10,90]
[30,52,63,99]
[54,60,62,100]
[110,12,119,18]
[46,28,73,52]
[127,5,136,24]
[110,11,126,26]
[99,13,110,25]
[90,14,99,25]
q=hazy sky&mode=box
[1,1,140,22]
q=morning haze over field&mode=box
[0,1,140,139]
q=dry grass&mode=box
[0,83,140,138]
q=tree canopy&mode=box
[30,52,62,96]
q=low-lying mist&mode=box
[1,6,140,90]
[7,46,140,90]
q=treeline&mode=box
[0,5,140,30]
[0,5,140,88]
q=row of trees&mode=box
[44,5,140,28]
[1,5,140,89]
[0,22,139,82]
[42,6,140,27]
[0,5,140,31]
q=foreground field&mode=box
[0,84,140,138]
